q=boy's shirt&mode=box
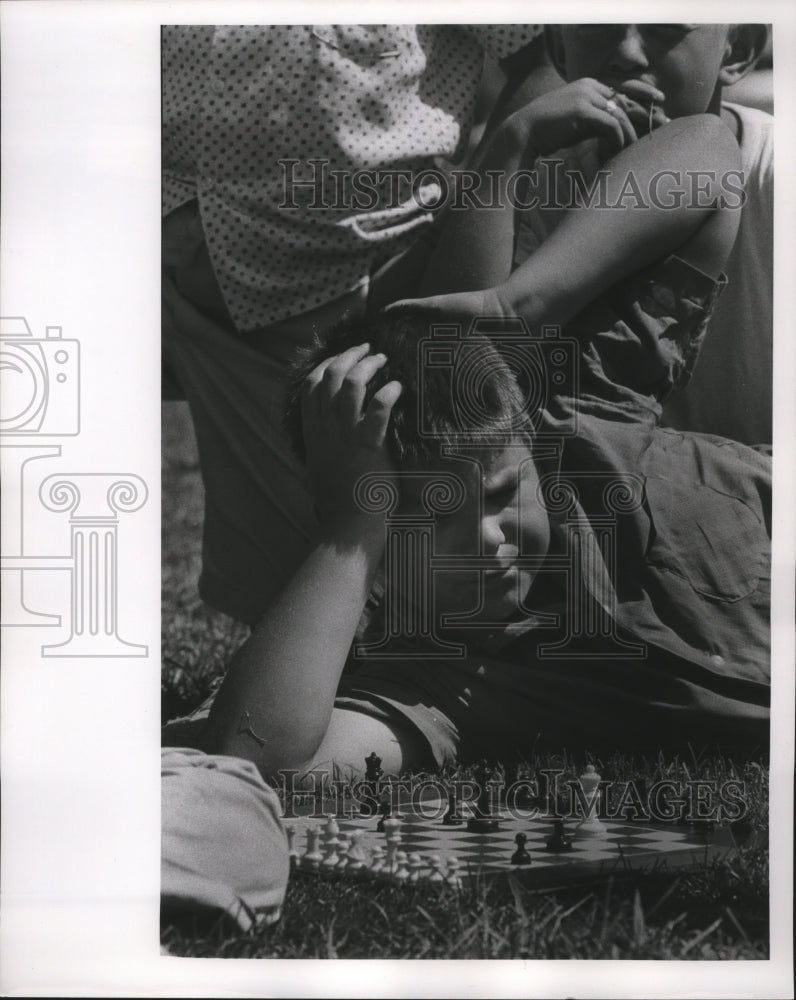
[661,103,773,445]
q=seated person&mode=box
[489,23,772,445]
[193,116,770,779]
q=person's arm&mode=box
[203,345,401,776]
[401,92,739,328]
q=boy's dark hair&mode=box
[284,307,534,467]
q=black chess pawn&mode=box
[511,832,532,866]
[376,795,392,833]
[545,819,573,853]
[364,751,383,785]
[467,763,500,832]
[442,788,463,826]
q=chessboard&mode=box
[283,792,733,889]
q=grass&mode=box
[160,401,770,961]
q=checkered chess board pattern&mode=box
[284,794,730,888]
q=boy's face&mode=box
[556,24,733,121]
[399,442,551,623]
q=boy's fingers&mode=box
[614,79,665,105]
[336,352,388,425]
[605,99,637,146]
[301,343,370,444]
[582,83,635,149]
[320,343,372,398]
[359,380,403,449]
[589,107,629,154]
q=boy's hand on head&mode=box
[514,78,666,157]
[300,344,402,539]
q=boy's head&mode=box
[285,307,537,469]
[285,308,554,620]
[546,24,768,121]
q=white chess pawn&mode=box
[321,832,340,871]
[445,856,463,890]
[346,830,366,874]
[368,845,385,878]
[577,764,607,838]
[426,854,445,883]
[392,851,410,884]
[302,826,323,871]
[336,833,350,871]
[384,837,399,879]
[407,853,424,883]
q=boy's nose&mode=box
[481,513,509,551]
[611,24,649,73]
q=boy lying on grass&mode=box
[171,28,771,782]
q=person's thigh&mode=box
[163,274,321,624]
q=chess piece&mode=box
[577,765,607,837]
[365,751,383,784]
[324,814,340,842]
[446,856,463,890]
[384,837,399,879]
[285,824,299,870]
[510,832,532,865]
[376,795,392,833]
[321,835,339,871]
[301,826,323,871]
[382,814,402,847]
[392,851,410,884]
[407,853,424,883]
[427,854,445,883]
[467,763,500,832]
[442,788,463,826]
[545,819,573,853]
[335,833,350,871]
[368,845,385,877]
[346,830,366,873]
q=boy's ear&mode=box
[543,26,568,80]
[719,25,769,87]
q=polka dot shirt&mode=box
[163,24,540,332]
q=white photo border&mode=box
[1,1,793,997]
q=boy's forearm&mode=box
[204,520,385,774]
[497,115,740,327]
